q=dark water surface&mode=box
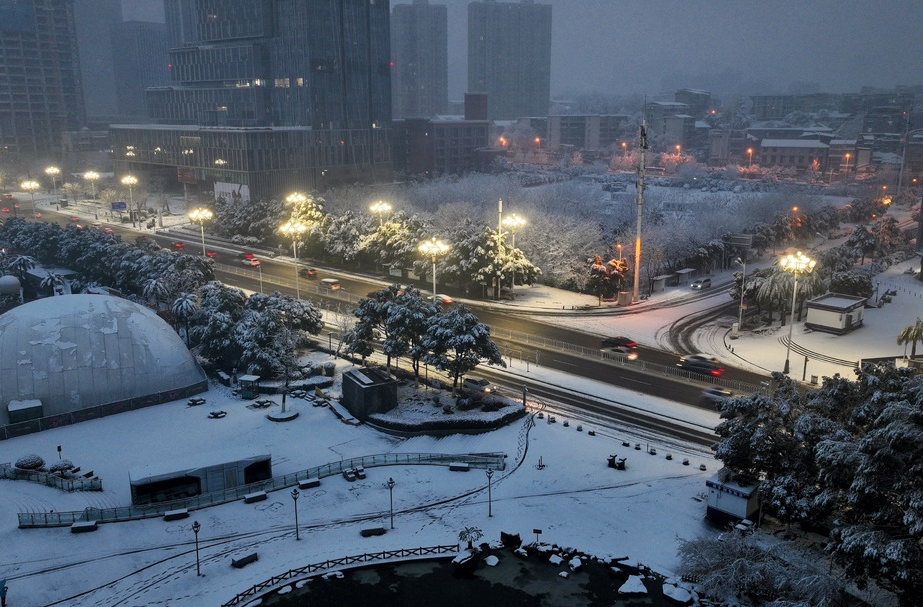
[263,548,671,607]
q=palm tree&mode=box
[6,255,35,281]
[897,317,923,359]
[171,292,199,345]
[142,278,168,307]
[39,272,65,295]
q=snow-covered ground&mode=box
[0,353,720,607]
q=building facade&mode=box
[391,0,447,118]
[110,20,170,119]
[0,0,84,154]
[73,0,122,121]
[547,114,629,153]
[468,0,551,120]
[112,0,392,201]
[392,116,490,177]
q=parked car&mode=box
[320,278,342,290]
[240,258,261,267]
[690,278,712,290]
[700,387,733,407]
[463,377,494,394]
[602,345,639,360]
[601,336,638,349]
[678,353,724,376]
[298,267,319,279]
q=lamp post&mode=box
[747,148,753,168]
[45,166,60,198]
[617,243,623,262]
[83,171,99,198]
[501,212,526,287]
[843,153,851,177]
[192,520,202,576]
[780,251,816,374]
[486,468,494,517]
[255,259,263,293]
[291,488,300,540]
[370,200,391,227]
[188,208,213,256]
[387,477,395,529]
[735,256,747,336]
[20,180,39,216]
[279,219,307,299]
[121,175,138,227]
[418,237,449,299]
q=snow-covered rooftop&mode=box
[760,139,829,148]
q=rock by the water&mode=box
[568,556,582,571]
[484,555,499,567]
[549,554,563,565]
[662,583,693,605]
[619,575,648,595]
[558,571,569,578]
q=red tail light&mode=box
[710,368,725,376]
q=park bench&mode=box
[163,508,189,521]
[71,521,98,533]
[298,478,320,489]
[360,527,386,537]
[187,397,206,406]
[449,462,470,472]
[243,491,267,503]
[231,552,259,568]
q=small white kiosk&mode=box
[805,293,866,335]
[705,468,760,525]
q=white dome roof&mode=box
[0,295,205,426]
[0,274,21,295]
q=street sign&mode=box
[725,233,753,249]
[111,201,127,210]
[177,167,196,184]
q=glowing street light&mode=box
[280,219,308,299]
[747,148,753,168]
[20,180,40,216]
[419,236,449,298]
[617,243,623,261]
[188,207,213,256]
[370,200,391,227]
[45,166,60,197]
[843,152,851,176]
[83,171,100,198]
[779,251,816,374]
[675,144,681,155]
[285,192,308,206]
[502,213,527,288]
[121,175,138,227]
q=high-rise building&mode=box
[73,0,122,120]
[468,0,551,121]
[0,0,84,154]
[111,0,392,201]
[391,0,447,118]
[110,20,169,119]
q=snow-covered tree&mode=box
[828,271,873,298]
[343,285,402,369]
[385,287,438,382]
[171,292,199,345]
[845,226,877,264]
[897,317,923,359]
[421,305,505,396]
[191,281,248,369]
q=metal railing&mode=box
[221,544,459,607]
[0,462,102,492]
[17,452,505,528]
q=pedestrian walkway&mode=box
[778,335,858,368]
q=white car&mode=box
[463,378,493,393]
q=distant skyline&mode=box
[392,0,923,101]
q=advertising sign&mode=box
[177,167,196,184]
[111,201,127,210]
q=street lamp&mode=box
[83,171,99,198]
[502,213,526,288]
[191,520,202,576]
[675,144,681,155]
[121,175,138,227]
[387,477,395,529]
[20,180,39,216]
[617,243,623,262]
[843,153,851,176]
[486,468,494,517]
[780,251,816,374]
[291,488,301,540]
[45,166,60,198]
[370,200,391,227]
[188,208,213,256]
[418,237,449,299]
[279,219,308,299]
[621,141,627,156]
[735,256,747,336]
[747,148,753,168]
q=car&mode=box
[463,377,494,394]
[320,278,342,290]
[678,353,724,376]
[205,250,218,257]
[690,278,712,290]
[33,212,41,218]
[237,252,257,260]
[2,193,13,199]
[0,208,8,214]
[241,258,261,267]
[601,336,638,349]
[700,387,734,406]
[70,216,80,222]
[602,345,639,360]
[103,228,114,234]
[172,242,186,249]
[427,294,454,304]
[298,267,319,279]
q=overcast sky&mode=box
[393,0,923,100]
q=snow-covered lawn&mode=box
[0,354,720,607]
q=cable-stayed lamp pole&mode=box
[419,237,449,299]
[780,251,816,374]
[632,122,648,303]
[280,219,308,299]
[188,208,213,256]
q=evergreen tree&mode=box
[421,305,505,396]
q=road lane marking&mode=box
[621,377,651,385]
[551,359,577,367]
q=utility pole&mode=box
[896,110,912,194]
[632,122,648,303]
[496,198,503,300]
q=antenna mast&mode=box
[632,121,648,302]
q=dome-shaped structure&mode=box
[0,274,21,295]
[0,295,206,428]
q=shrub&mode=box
[15,454,45,470]
[442,404,453,414]
[323,362,336,377]
[456,397,478,411]
[48,459,74,473]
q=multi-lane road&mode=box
[16,206,769,420]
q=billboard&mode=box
[176,167,196,184]
[111,201,127,210]
[214,182,250,204]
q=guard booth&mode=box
[238,375,261,399]
[705,468,760,525]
